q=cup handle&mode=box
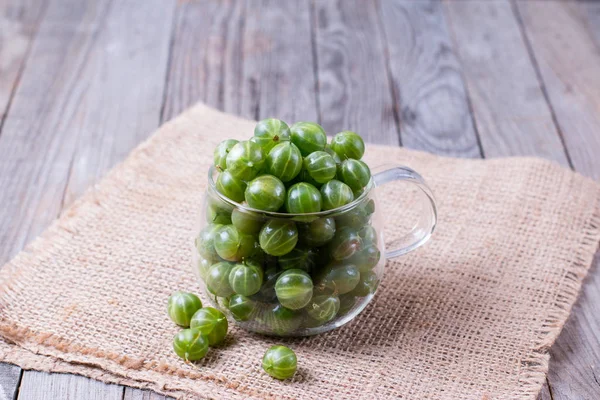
[372,165,437,259]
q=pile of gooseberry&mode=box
[167,291,298,379]
[167,291,228,362]
[195,119,382,336]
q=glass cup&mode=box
[192,165,437,336]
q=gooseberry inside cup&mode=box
[193,165,436,336]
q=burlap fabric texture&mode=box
[0,103,599,400]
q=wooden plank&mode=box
[443,0,569,165]
[0,0,174,398]
[123,389,168,400]
[581,1,600,48]
[0,0,46,123]
[0,0,47,395]
[241,0,318,123]
[313,0,399,144]
[61,0,176,205]
[162,0,246,121]
[18,372,123,400]
[514,2,600,398]
[516,0,600,180]
[379,0,480,157]
[442,1,600,399]
[0,0,113,396]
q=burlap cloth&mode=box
[0,104,599,400]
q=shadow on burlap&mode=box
[0,104,599,399]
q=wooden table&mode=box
[1,0,598,399]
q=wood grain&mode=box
[0,0,48,394]
[241,0,318,123]
[380,0,480,157]
[444,0,569,165]
[123,388,168,400]
[61,0,175,206]
[18,372,123,400]
[581,1,600,48]
[162,0,246,121]
[313,0,399,144]
[0,0,46,123]
[514,2,600,399]
[0,0,175,398]
[516,0,600,180]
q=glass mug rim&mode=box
[207,165,375,217]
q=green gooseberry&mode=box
[213,139,239,171]
[250,266,280,303]
[329,227,363,261]
[252,118,291,153]
[293,167,323,188]
[206,202,232,225]
[324,144,342,165]
[278,247,316,273]
[330,130,365,160]
[195,223,223,261]
[290,122,327,156]
[213,225,256,262]
[167,291,203,327]
[364,198,376,215]
[216,170,247,203]
[228,294,256,321]
[228,261,263,296]
[339,159,371,192]
[262,345,297,380]
[193,256,212,281]
[306,294,340,324]
[231,209,264,235]
[349,270,379,297]
[317,262,361,295]
[246,241,268,265]
[297,217,336,247]
[275,269,314,310]
[245,175,286,212]
[349,244,381,273]
[226,140,265,181]
[261,304,304,335]
[285,182,322,214]
[265,142,303,182]
[303,151,337,184]
[320,180,354,210]
[337,294,357,317]
[205,261,235,297]
[190,307,229,346]
[173,328,209,361]
[259,219,298,256]
[335,207,369,229]
[358,225,378,246]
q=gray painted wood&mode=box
[0,0,46,123]
[380,0,480,157]
[443,1,600,399]
[162,0,246,121]
[123,388,168,400]
[443,0,569,166]
[0,0,174,398]
[241,0,318,123]
[18,372,123,400]
[0,0,48,395]
[516,0,600,181]
[514,1,600,399]
[313,0,399,144]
